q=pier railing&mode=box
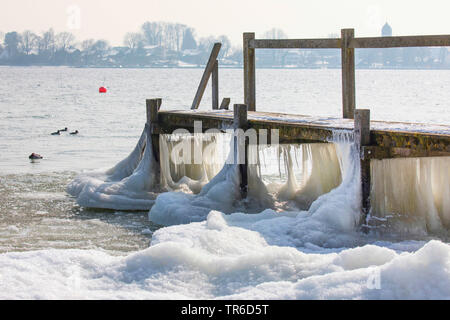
[191,43,221,110]
[243,29,450,118]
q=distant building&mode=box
[380,23,394,66]
[382,23,392,37]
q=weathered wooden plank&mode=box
[219,97,230,110]
[248,35,450,50]
[341,29,356,119]
[156,110,450,156]
[249,38,340,49]
[371,130,450,156]
[212,60,219,110]
[234,104,249,198]
[354,109,371,215]
[158,111,335,142]
[233,104,248,129]
[351,35,450,48]
[146,99,159,124]
[243,33,256,111]
[156,98,162,111]
[191,43,222,110]
[146,99,161,164]
[354,109,371,147]
[362,146,450,160]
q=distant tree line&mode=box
[0,22,237,67]
[0,24,448,69]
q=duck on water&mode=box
[29,153,43,160]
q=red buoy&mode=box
[99,86,107,93]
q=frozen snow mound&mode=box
[1,210,449,299]
[148,164,242,225]
[67,125,159,210]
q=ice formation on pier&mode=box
[67,125,159,210]
[66,127,226,211]
[370,156,450,233]
[67,123,449,236]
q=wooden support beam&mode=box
[219,98,230,110]
[248,34,450,50]
[146,99,158,125]
[156,98,162,110]
[361,145,450,160]
[341,29,356,119]
[146,99,161,165]
[243,33,256,111]
[156,110,450,156]
[249,38,341,49]
[351,34,450,48]
[234,104,248,129]
[212,60,219,110]
[355,109,371,216]
[234,104,249,198]
[191,43,222,109]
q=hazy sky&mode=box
[1,0,450,46]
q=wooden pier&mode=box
[146,29,450,215]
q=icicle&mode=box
[273,143,343,210]
[159,132,226,194]
[277,145,300,201]
[370,156,450,233]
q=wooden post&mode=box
[212,60,219,110]
[146,99,161,164]
[220,97,230,110]
[341,29,356,119]
[354,109,371,215]
[156,98,162,111]
[234,104,249,198]
[191,43,222,109]
[243,33,256,111]
[234,104,248,129]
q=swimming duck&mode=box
[29,153,43,160]
[51,130,60,135]
[70,130,79,135]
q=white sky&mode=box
[1,0,450,46]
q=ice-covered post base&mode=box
[354,109,371,216]
[146,99,161,181]
[234,104,249,199]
